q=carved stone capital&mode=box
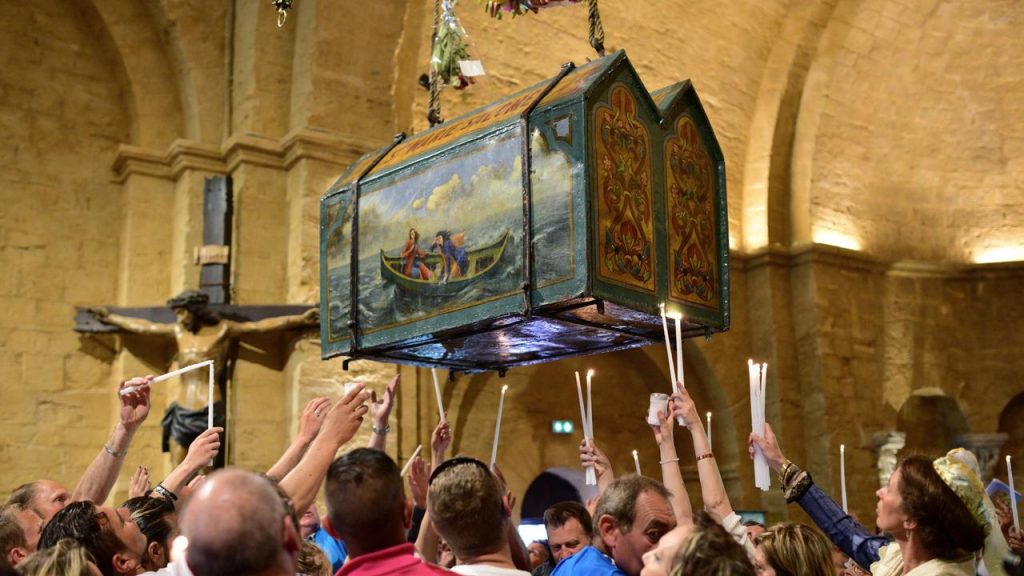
[871,431,906,489]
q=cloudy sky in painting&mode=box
[353,127,572,261]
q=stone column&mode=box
[871,431,906,489]
[955,433,1008,483]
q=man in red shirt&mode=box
[326,448,453,575]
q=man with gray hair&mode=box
[551,476,676,576]
[180,468,300,576]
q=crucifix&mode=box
[74,176,318,467]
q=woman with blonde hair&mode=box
[15,538,100,576]
[754,523,834,576]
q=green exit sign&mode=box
[551,420,575,435]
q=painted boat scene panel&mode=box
[325,126,576,342]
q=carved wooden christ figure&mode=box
[87,290,318,466]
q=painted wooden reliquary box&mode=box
[320,51,729,374]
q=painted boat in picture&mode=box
[379,231,511,297]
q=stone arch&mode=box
[145,0,228,144]
[998,392,1024,484]
[789,0,866,249]
[896,388,968,457]
[521,467,586,520]
[741,0,839,251]
[85,0,184,149]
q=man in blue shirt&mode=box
[300,503,347,573]
[552,476,676,576]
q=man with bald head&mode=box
[180,468,300,576]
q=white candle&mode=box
[153,360,215,384]
[490,385,509,468]
[1009,456,1020,532]
[575,371,588,442]
[633,449,641,476]
[659,303,678,389]
[207,363,215,429]
[673,313,684,388]
[840,444,848,513]
[706,411,712,447]
[431,368,445,422]
[121,360,215,395]
[577,370,596,486]
[586,370,594,443]
[400,444,423,477]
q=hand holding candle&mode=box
[749,359,770,491]
[490,384,509,468]
[577,370,597,485]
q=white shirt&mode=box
[452,565,532,576]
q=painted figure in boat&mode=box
[432,230,469,283]
[402,228,433,280]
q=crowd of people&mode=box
[1,373,1022,576]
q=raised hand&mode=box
[298,397,331,444]
[321,383,370,447]
[118,376,153,431]
[650,406,675,448]
[183,427,223,469]
[579,439,614,483]
[407,456,429,509]
[749,421,786,472]
[128,465,151,499]
[431,414,452,463]
[669,386,702,431]
[370,374,400,429]
[1008,526,1023,554]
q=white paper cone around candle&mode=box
[400,445,423,477]
[840,444,848,513]
[490,385,509,468]
[431,368,446,422]
[1009,456,1020,532]
[633,449,641,476]
[120,360,214,395]
[647,393,669,426]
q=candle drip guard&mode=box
[320,51,730,375]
